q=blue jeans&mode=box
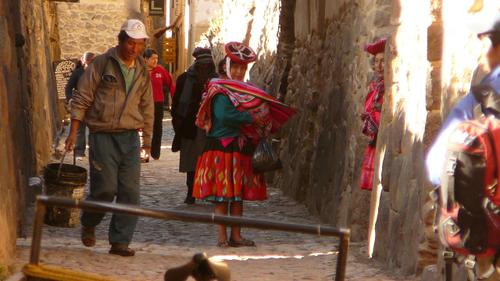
[81,131,141,245]
[74,122,87,157]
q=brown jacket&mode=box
[71,47,154,147]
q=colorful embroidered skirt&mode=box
[193,138,267,202]
[360,144,375,190]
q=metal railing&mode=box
[30,195,350,281]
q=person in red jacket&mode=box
[144,48,176,160]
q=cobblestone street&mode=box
[14,117,414,281]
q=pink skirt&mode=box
[360,145,375,190]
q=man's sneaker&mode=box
[109,243,135,257]
[81,226,96,247]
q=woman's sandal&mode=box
[228,238,256,247]
[217,240,230,248]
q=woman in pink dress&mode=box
[360,38,386,190]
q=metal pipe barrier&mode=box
[30,195,350,281]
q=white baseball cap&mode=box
[120,19,149,39]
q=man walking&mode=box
[65,19,153,257]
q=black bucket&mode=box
[43,163,87,227]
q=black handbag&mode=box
[252,139,282,173]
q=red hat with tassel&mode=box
[225,42,257,64]
[364,38,387,55]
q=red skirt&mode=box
[360,145,375,190]
[193,138,267,202]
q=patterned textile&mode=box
[360,145,376,190]
[361,77,385,141]
[196,78,296,143]
[360,77,384,191]
[193,138,267,201]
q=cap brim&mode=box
[478,30,493,38]
[125,30,149,39]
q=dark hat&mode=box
[192,47,213,64]
[225,42,257,64]
[143,48,157,59]
[364,38,387,55]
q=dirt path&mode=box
[14,117,415,281]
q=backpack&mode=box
[435,85,500,280]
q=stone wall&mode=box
[0,0,60,278]
[192,0,498,276]
[371,0,432,274]
[0,1,22,276]
[273,0,393,243]
[56,0,160,60]
[192,0,280,81]
[188,0,223,65]
[21,0,60,174]
[56,0,128,59]
[255,0,430,275]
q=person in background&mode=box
[65,19,153,257]
[171,47,216,204]
[144,48,175,160]
[65,51,96,159]
[359,38,386,191]
[193,42,295,247]
[217,58,228,79]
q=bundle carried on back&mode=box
[436,85,500,280]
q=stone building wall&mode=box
[273,0,394,243]
[56,0,160,60]
[187,0,223,65]
[371,1,432,274]
[0,2,22,276]
[0,0,60,278]
[191,0,280,76]
[56,0,129,59]
[21,0,60,174]
[272,0,499,276]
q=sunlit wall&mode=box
[441,0,499,117]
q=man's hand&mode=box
[141,147,151,162]
[143,147,151,157]
[65,132,77,152]
[65,119,81,151]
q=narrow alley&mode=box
[14,119,409,281]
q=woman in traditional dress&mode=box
[194,42,295,247]
[360,38,386,190]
